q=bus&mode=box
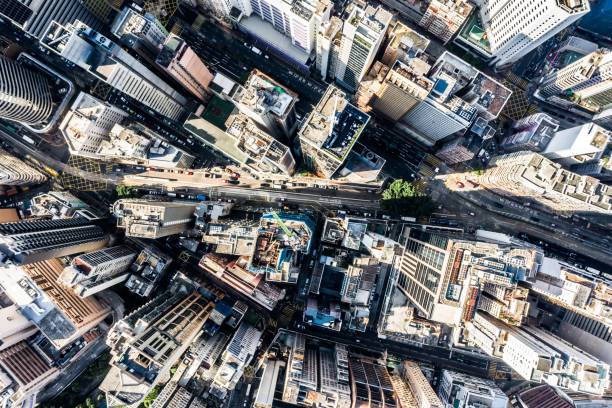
[5,124,16,133]
[44,167,59,178]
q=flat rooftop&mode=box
[299,86,370,161]
[388,22,430,54]
[235,70,298,119]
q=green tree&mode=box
[85,398,94,408]
[381,179,436,217]
[115,185,137,199]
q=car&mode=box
[146,167,153,171]
[187,171,193,175]
[456,181,465,188]
[227,199,235,203]
[204,173,211,178]
[232,172,240,178]
[178,170,184,174]
[467,211,475,216]
[278,197,286,202]
[224,180,230,183]
[550,223,557,227]
[493,202,504,208]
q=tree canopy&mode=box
[381,179,436,217]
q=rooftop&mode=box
[234,70,298,119]
[299,86,370,162]
[387,22,430,56]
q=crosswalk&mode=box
[279,304,297,327]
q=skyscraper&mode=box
[0,149,47,186]
[156,34,213,103]
[539,49,611,99]
[419,0,472,43]
[501,113,560,153]
[0,218,109,265]
[335,4,392,92]
[467,0,589,68]
[0,55,53,126]
[542,123,610,166]
[42,21,189,122]
[437,370,508,408]
[59,246,138,297]
[111,8,168,61]
[112,199,196,239]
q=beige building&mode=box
[419,0,472,43]
[398,361,443,408]
[382,23,430,66]
[479,151,612,214]
[112,199,196,239]
[0,148,47,187]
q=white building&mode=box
[335,4,392,92]
[316,16,342,79]
[438,370,508,408]
[469,0,589,68]
[110,8,168,55]
[466,312,610,395]
[42,21,189,121]
[0,149,47,187]
[58,246,137,297]
[542,123,610,166]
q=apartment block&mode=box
[501,113,560,153]
[479,151,612,214]
[419,0,472,44]
[382,22,430,66]
[112,199,196,239]
[316,16,342,79]
[437,370,508,408]
[542,123,610,166]
[111,8,168,60]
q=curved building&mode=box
[0,148,47,186]
[0,55,53,125]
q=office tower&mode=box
[156,34,213,103]
[479,151,612,214]
[233,70,299,139]
[211,322,262,398]
[539,50,611,99]
[60,92,129,157]
[0,0,103,39]
[42,21,189,122]
[112,199,196,239]
[467,0,589,68]
[299,85,370,178]
[436,117,496,165]
[466,312,610,394]
[0,55,53,126]
[349,355,398,408]
[395,228,540,326]
[382,22,430,66]
[335,4,392,91]
[281,332,350,408]
[111,8,168,60]
[0,258,111,349]
[398,52,511,146]
[397,361,443,408]
[558,36,598,56]
[0,341,60,407]
[372,59,434,122]
[0,149,46,186]
[224,112,296,175]
[125,247,172,297]
[0,218,108,265]
[101,290,213,408]
[542,123,610,166]
[437,370,508,408]
[501,113,560,153]
[199,253,284,311]
[419,0,472,43]
[59,246,137,297]
[316,16,342,79]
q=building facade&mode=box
[0,149,47,186]
[112,199,196,239]
[419,0,472,43]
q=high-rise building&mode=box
[542,123,610,166]
[0,55,53,126]
[156,34,213,103]
[101,289,213,408]
[396,228,540,326]
[335,4,392,92]
[0,0,103,39]
[112,199,196,239]
[233,70,299,139]
[382,23,430,66]
[398,52,511,146]
[316,16,342,79]
[466,312,610,395]
[211,322,262,398]
[539,49,612,102]
[437,370,508,408]
[478,151,612,214]
[111,8,168,60]
[349,355,398,408]
[0,218,108,265]
[0,258,111,348]
[397,361,443,408]
[58,246,137,297]
[419,0,472,44]
[501,113,560,153]
[372,59,434,122]
[42,21,189,122]
[0,149,47,186]
[298,85,370,178]
[463,0,589,68]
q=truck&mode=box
[22,135,36,145]
[400,216,416,222]
[196,194,207,201]
[251,46,262,55]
